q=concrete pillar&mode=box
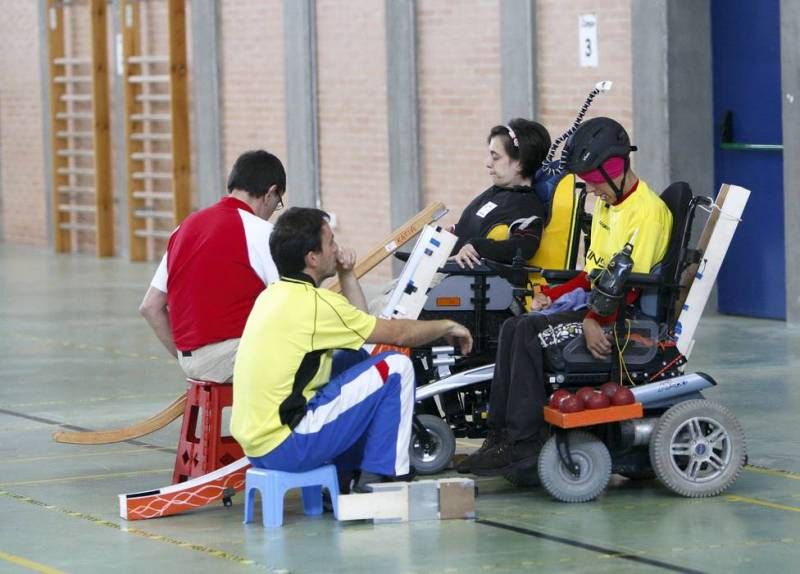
[284,0,319,208]
[385,0,421,233]
[38,0,54,246]
[633,0,715,309]
[632,0,713,200]
[780,0,800,323]
[191,0,224,208]
[500,0,537,121]
[0,96,3,240]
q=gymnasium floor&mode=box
[1,242,799,573]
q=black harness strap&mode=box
[279,349,324,429]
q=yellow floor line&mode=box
[726,495,800,514]
[0,468,171,487]
[0,491,256,568]
[0,550,66,574]
[745,464,800,481]
[7,448,173,464]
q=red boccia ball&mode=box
[611,386,636,406]
[559,394,585,413]
[585,391,611,409]
[600,382,621,398]
[576,386,597,404]
[548,389,572,409]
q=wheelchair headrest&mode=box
[532,165,561,225]
[637,182,693,324]
[658,181,693,283]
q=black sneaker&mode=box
[337,469,357,495]
[351,466,417,493]
[510,438,544,466]
[467,442,514,476]
[470,438,543,477]
[322,489,335,513]
[394,465,417,483]
[352,471,386,493]
[456,429,508,474]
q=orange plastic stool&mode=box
[172,378,244,484]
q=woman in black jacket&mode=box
[451,118,551,269]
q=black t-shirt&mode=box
[452,185,546,262]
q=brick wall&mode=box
[219,0,286,193]
[317,0,392,281]
[417,0,502,230]
[537,0,633,156]
[0,2,47,245]
[1,1,637,259]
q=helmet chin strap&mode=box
[598,156,630,203]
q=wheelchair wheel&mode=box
[410,414,456,475]
[538,431,612,502]
[649,399,746,498]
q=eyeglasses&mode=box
[275,194,285,210]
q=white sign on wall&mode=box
[579,14,598,68]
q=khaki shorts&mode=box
[177,338,240,383]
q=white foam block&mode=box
[336,485,409,523]
[407,480,440,521]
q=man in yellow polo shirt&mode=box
[459,117,673,477]
[231,207,472,491]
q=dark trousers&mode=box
[488,310,586,443]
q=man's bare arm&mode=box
[139,286,178,358]
[367,318,473,356]
[336,247,368,312]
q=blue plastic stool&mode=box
[243,465,340,527]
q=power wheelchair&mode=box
[408,180,748,503]
[407,172,589,473]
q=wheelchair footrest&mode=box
[543,403,643,429]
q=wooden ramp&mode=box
[53,394,186,445]
[120,458,250,520]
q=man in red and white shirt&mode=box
[139,150,285,382]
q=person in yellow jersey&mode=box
[459,117,673,476]
[231,207,473,492]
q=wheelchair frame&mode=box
[409,183,751,503]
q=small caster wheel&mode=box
[222,487,236,508]
[409,414,456,475]
[538,430,611,503]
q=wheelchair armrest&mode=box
[541,269,580,282]
[437,260,499,276]
[541,269,664,288]
[395,251,499,276]
[626,272,664,288]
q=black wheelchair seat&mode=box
[546,181,700,387]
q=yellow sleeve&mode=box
[312,290,377,351]
[627,204,672,274]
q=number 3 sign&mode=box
[579,14,598,68]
